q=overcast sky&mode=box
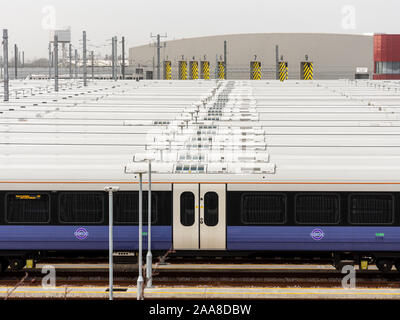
[0,0,398,60]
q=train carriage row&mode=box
[1,184,400,272]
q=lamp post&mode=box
[125,160,171,299]
[146,160,153,288]
[104,186,119,301]
[125,162,147,300]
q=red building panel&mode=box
[374,34,400,79]
[373,74,400,80]
[374,34,400,61]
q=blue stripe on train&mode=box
[2,226,400,252]
[227,226,400,251]
[0,226,172,251]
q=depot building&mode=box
[129,33,400,80]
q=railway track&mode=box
[1,263,400,289]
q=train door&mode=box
[173,184,226,250]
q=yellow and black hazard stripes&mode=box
[218,61,225,80]
[190,61,199,80]
[250,61,262,80]
[302,62,314,80]
[179,61,188,80]
[201,61,210,80]
[279,61,288,82]
[164,61,172,80]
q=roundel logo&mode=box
[310,228,325,241]
[74,227,89,240]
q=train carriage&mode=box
[1,79,400,273]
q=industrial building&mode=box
[129,33,373,80]
[129,33,400,80]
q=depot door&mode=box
[173,184,226,250]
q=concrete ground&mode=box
[1,285,400,299]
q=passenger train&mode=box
[1,79,400,273]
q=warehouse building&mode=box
[129,33,375,80]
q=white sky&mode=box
[0,0,398,60]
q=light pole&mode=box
[104,186,120,301]
[125,162,158,300]
[146,160,153,288]
[137,171,144,300]
[125,162,147,300]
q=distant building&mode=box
[373,34,400,80]
[129,33,374,80]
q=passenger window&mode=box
[204,192,218,227]
[113,192,157,224]
[349,194,394,225]
[295,194,339,224]
[59,192,103,224]
[6,193,50,223]
[180,192,195,226]
[241,193,286,224]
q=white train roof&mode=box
[0,79,400,187]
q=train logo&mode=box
[310,228,325,241]
[74,227,89,240]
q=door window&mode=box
[180,192,195,226]
[204,192,219,226]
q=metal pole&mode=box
[3,29,9,102]
[275,45,279,80]
[152,56,155,79]
[54,35,59,92]
[224,40,227,80]
[83,31,87,86]
[74,49,78,80]
[146,160,153,288]
[108,189,114,300]
[215,54,218,79]
[91,51,94,80]
[105,186,119,301]
[111,37,115,80]
[157,34,161,80]
[137,173,144,300]
[122,36,125,80]
[69,44,72,79]
[48,42,52,79]
[114,37,118,81]
[22,51,24,68]
[14,44,18,79]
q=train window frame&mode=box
[113,191,158,225]
[5,192,51,224]
[204,191,219,227]
[294,193,340,225]
[180,191,195,227]
[240,192,287,225]
[58,192,105,225]
[348,193,395,225]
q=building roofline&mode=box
[130,32,373,49]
